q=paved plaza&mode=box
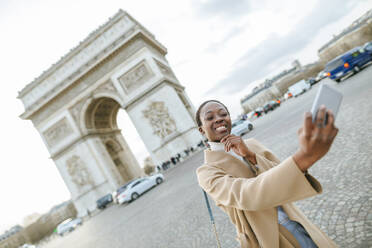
[40,66,372,248]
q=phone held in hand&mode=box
[311,84,343,124]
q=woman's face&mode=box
[198,102,232,142]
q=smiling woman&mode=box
[195,100,339,247]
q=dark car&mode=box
[263,101,279,114]
[363,41,372,56]
[269,100,280,108]
[263,103,272,114]
[254,107,264,118]
[96,194,113,209]
[325,46,372,82]
[306,77,317,86]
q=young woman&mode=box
[196,100,338,248]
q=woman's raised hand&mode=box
[221,134,257,164]
[293,105,339,172]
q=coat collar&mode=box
[204,149,257,178]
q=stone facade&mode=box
[18,10,202,216]
[318,11,372,64]
[241,63,322,113]
[0,202,76,248]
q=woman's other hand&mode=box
[293,105,339,172]
[221,135,257,164]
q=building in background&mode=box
[240,9,372,114]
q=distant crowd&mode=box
[156,139,208,171]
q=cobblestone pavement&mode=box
[40,66,372,248]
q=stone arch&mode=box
[78,91,124,133]
[18,10,202,216]
[82,96,137,183]
[84,97,120,131]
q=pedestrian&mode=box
[171,157,176,165]
[195,100,338,247]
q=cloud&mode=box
[196,0,251,18]
[207,0,362,94]
[204,24,246,53]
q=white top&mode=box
[208,141,259,173]
[208,141,243,161]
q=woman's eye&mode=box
[206,116,213,121]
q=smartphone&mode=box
[311,84,343,124]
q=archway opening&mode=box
[84,97,147,183]
[85,97,120,131]
[116,109,150,168]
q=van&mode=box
[325,46,372,83]
[288,79,311,97]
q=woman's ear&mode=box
[198,126,205,135]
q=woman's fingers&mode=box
[324,110,335,130]
[223,136,234,152]
[313,105,326,138]
[316,105,326,127]
[220,134,234,143]
[222,136,242,152]
[331,127,339,139]
[303,112,313,139]
[226,139,232,152]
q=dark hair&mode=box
[195,100,230,127]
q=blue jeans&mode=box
[282,220,318,248]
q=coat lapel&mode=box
[204,149,257,178]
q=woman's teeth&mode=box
[216,126,227,132]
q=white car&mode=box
[117,173,164,204]
[231,119,254,136]
[19,244,38,248]
[56,218,82,236]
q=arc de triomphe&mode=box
[18,10,202,215]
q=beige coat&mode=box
[196,138,338,248]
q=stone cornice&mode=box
[19,10,126,97]
[20,29,167,120]
[123,78,185,111]
[19,10,167,120]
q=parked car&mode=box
[19,244,38,248]
[363,41,372,56]
[325,46,372,82]
[288,79,311,97]
[263,102,274,113]
[315,71,326,82]
[96,193,113,209]
[117,173,164,204]
[306,77,316,86]
[56,218,82,236]
[231,119,254,136]
[246,111,255,120]
[112,180,136,203]
[254,107,264,118]
[284,92,293,100]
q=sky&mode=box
[0,0,370,232]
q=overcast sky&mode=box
[0,0,370,232]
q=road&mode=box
[40,65,372,248]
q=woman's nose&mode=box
[215,117,224,123]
